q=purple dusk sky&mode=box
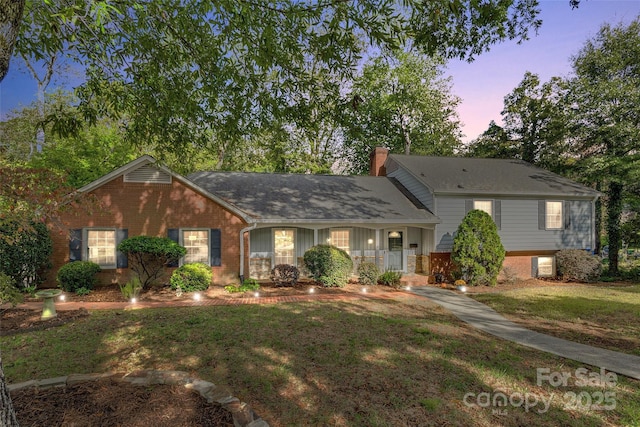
[1,1,639,145]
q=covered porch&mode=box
[246,223,436,280]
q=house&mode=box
[49,148,600,286]
[370,148,601,278]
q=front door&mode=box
[387,231,403,271]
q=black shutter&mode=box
[564,201,571,230]
[69,229,83,262]
[538,201,546,230]
[494,200,501,230]
[465,199,473,214]
[210,229,221,266]
[167,228,180,267]
[116,229,128,268]
[531,257,538,277]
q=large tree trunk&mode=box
[594,181,602,254]
[0,0,26,82]
[0,355,20,426]
[607,181,623,276]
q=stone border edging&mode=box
[7,369,269,427]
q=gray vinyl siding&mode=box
[435,197,594,252]
[388,168,434,211]
[250,228,272,255]
[296,228,314,257]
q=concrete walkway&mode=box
[410,286,640,381]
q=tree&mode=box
[464,120,516,159]
[467,72,571,174]
[4,0,559,160]
[342,52,463,174]
[501,72,571,171]
[117,236,187,289]
[452,210,505,286]
[1,91,139,187]
[0,164,86,426]
[0,221,52,290]
[568,18,640,276]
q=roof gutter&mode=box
[239,223,258,283]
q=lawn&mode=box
[471,284,640,356]
[2,294,639,426]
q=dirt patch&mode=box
[1,308,91,336]
[11,378,233,426]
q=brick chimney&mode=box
[369,147,389,176]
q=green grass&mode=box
[472,284,640,356]
[2,296,639,426]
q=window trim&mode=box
[273,228,296,266]
[84,228,117,269]
[536,256,556,278]
[545,201,564,230]
[180,228,211,266]
[473,199,493,218]
[329,228,351,254]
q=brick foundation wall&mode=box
[49,176,248,286]
[428,252,554,282]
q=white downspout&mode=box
[239,223,258,282]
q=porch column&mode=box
[375,229,381,270]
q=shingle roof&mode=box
[389,155,600,198]
[188,171,439,224]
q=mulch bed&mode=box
[10,378,233,426]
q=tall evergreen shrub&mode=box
[452,209,505,286]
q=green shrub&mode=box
[57,261,101,293]
[270,264,300,287]
[0,272,23,307]
[452,209,505,286]
[170,263,212,292]
[225,279,260,293]
[303,244,353,288]
[0,221,52,289]
[117,236,186,288]
[120,276,142,300]
[378,270,402,288]
[358,262,380,285]
[556,249,602,282]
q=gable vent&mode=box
[124,164,172,184]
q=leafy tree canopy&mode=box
[342,52,463,174]
[4,0,552,160]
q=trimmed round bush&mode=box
[170,263,212,292]
[57,261,101,293]
[357,261,380,285]
[556,249,602,282]
[303,244,353,288]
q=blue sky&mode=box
[448,0,640,142]
[1,1,640,143]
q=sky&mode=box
[1,0,640,143]
[447,0,640,142]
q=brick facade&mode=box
[49,176,248,286]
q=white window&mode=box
[546,201,563,229]
[537,256,556,277]
[182,230,209,264]
[474,200,493,217]
[274,229,295,265]
[330,229,350,253]
[87,229,116,267]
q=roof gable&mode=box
[388,154,600,198]
[77,156,253,222]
